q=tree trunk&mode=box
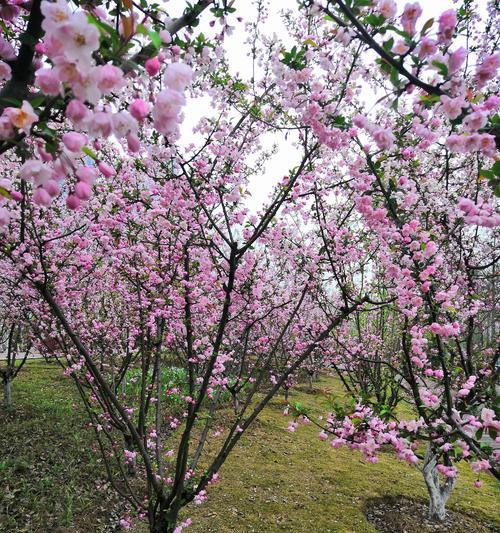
[284,387,289,402]
[150,501,179,533]
[3,377,12,409]
[232,393,240,415]
[124,434,136,476]
[308,373,314,392]
[422,445,455,522]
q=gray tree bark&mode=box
[422,444,455,521]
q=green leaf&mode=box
[419,93,441,108]
[364,13,385,27]
[29,95,45,109]
[0,186,11,199]
[82,146,97,160]
[420,18,434,36]
[386,25,411,40]
[390,66,400,88]
[382,37,394,52]
[492,161,500,176]
[87,13,119,49]
[0,96,21,107]
[149,30,161,50]
[479,169,494,180]
[431,60,449,77]
[304,38,318,47]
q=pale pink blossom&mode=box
[0,206,10,227]
[4,100,38,134]
[0,35,16,60]
[0,60,11,81]
[41,0,72,33]
[20,160,52,187]
[372,128,395,150]
[56,12,100,65]
[417,37,437,59]
[163,62,193,92]
[401,3,422,36]
[95,64,125,93]
[440,95,466,120]
[377,0,397,20]
[62,131,87,152]
[447,47,467,75]
[129,99,150,121]
[437,9,457,43]
[66,194,81,210]
[35,68,61,95]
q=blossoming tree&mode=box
[0,0,498,531]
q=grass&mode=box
[178,375,500,532]
[0,360,120,532]
[0,363,498,532]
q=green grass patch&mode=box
[0,364,498,532]
[0,360,120,532]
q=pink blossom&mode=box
[463,111,488,132]
[372,128,395,150]
[44,179,61,198]
[76,166,97,185]
[41,0,71,33]
[75,181,92,200]
[401,3,423,36]
[62,132,87,152]
[145,57,161,76]
[163,62,193,92]
[445,134,466,153]
[377,0,397,20]
[0,35,16,60]
[447,47,467,75]
[160,30,172,44]
[20,160,52,186]
[32,187,52,207]
[89,112,113,138]
[66,99,90,124]
[126,133,141,153]
[440,95,467,120]
[480,408,500,430]
[417,38,437,59]
[352,114,370,129]
[129,99,150,121]
[436,464,457,478]
[0,60,11,81]
[56,12,100,65]
[111,111,137,138]
[393,40,409,55]
[0,206,10,227]
[437,9,457,44]
[35,68,61,95]
[474,53,500,88]
[470,460,490,473]
[152,89,186,135]
[66,194,81,210]
[4,100,38,134]
[98,161,116,177]
[95,64,124,93]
